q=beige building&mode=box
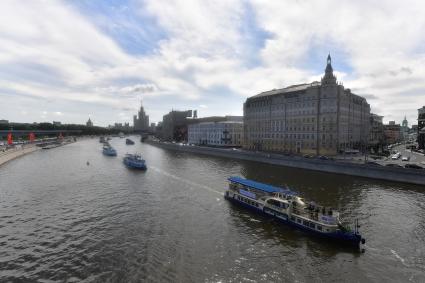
[243,54,370,156]
[383,121,401,145]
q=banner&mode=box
[29,132,35,142]
[7,132,13,145]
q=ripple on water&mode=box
[1,139,425,282]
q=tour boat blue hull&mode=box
[123,158,147,170]
[224,193,362,247]
[103,150,117,156]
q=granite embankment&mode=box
[146,141,425,186]
[0,145,40,167]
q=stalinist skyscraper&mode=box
[133,100,149,131]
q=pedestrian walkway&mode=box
[0,145,39,167]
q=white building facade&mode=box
[188,121,243,147]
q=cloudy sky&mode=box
[1,0,424,126]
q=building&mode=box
[418,106,425,149]
[243,54,371,155]
[53,121,62,126]
[133,101,149,132]
[0,119,9,125]
[188,118,243,147]
[160,110,193,141]
[383,121,401,145]
[110,122,131,132]
[401,116,409,141]
[86,118,93,127]
[369,114,384,153]
[149,122,156,133]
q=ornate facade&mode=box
[243,54,371,155]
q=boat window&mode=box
[290,216,295,221]
[297,218,301,223]
[309,223,316,229]
[317,225,322,231]
[303,220,309,226]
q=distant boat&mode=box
[119,132,125,138]
[123,153,147,170]
[140,134,148,142]
[99,136,105,143]
[102,145,117,156]
[126,138,135,145]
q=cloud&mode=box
[1,0,425,127]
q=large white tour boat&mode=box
[224,176,366,247]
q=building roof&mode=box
[249,82,321,100]
[228,176,296,195]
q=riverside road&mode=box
[0,137,424,282]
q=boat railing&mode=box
[291,207,338,224]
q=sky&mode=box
[1,0,425,126]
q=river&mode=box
[1,137,424,282]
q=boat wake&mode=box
[390,249,408,266]
[149,166,222,196]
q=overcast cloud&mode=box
[0,0,424,126]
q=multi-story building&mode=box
[243,54,371,155]
[369,114,384,153]
[401,116,409,141]
[160,110,193,141]
[418,106,425,149]
[133,101,149,132]
[86,118,93,127]
[383,121,401,145]
[188,119,243,147]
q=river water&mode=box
[0,137,424,282]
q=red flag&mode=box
[29,132,35,142]
[59,132,63,139]
[7,132,13,145]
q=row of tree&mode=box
[0,122,132,137]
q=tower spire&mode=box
[322,53,336,85]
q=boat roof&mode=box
[228,176,296,195]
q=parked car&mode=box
[401,156,410,161]
[404,164,423,169]
[366,161,381,166]
[303,154,312,158]
[391,152,401,160]
[318,155,329,160]
[385,163,403,168]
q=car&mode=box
[404,164,423,169]
[401,156,410,161]
[391,153,401,160]
[366,161,381,166]
[385,163,402,168]
[318,155,329,160]
[303,154,312,158]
